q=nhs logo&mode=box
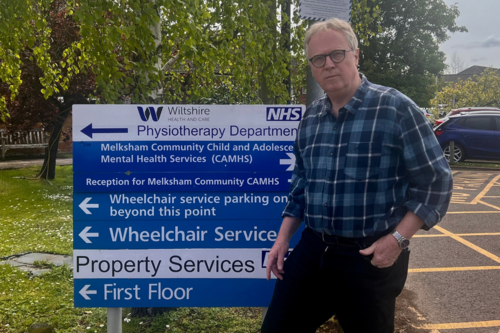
[266,107,302,121]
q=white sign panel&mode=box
[74,249,277,279]
[299,0,352,22]
[73,105,302,142]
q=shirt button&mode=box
[324,203,328,207]
[326,177,330,181]
[333,127,337,130]
[330,152,333,156]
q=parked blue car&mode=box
[434,113,500,162]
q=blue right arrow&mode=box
[81,124,128,138]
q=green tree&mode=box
[354,0,467,107]
[432,68,500,110]
[0,0,96,179]
[0,0,314,116]
[0,0,303,178]
[1,0,381,179]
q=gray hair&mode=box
[304,18,359,57]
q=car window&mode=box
[495,117,500,131]
[463,117,493,131]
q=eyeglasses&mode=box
[308,49,354,68]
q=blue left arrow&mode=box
[81,123,128,139]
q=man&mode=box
[261,18,453,333]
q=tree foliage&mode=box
[0,0,312,116]
[159,0,313,105]
[0,0,382,178]
[351,0,381,46]
[354,0,467,106]
[0,0,55,121]
[0,0,309,179]
[0,0,95,179]
[0,1,95,131]
[432,68,500,111]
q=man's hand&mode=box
[266,240,290,280]
[359,234,402,268]
[265,216,302,280]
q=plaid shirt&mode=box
[283,75,453,238]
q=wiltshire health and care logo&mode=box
[266,107,302,121]
[138,106,163,122]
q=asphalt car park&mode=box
[404,169,500,332]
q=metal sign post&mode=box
[107,308,122,333]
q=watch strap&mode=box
[391,230,410,249]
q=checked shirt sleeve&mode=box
[399,103,453,229]
[282,135,306,220]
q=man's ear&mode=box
[354,48,360,66]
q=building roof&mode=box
[443,65,500,83]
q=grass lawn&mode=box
[0,165,264,332]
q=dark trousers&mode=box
[261,227,410,333]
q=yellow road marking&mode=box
[455,181,487,184]
[434,226,500,264]
[458,232,500,236]
[410,177,500,332]
[453,172,493,177]
[478,200,500,211]
[447,211,500,214]
[413,234,447,238]
[484,196,500,198]
[413,232,500,238]
[451,193,470,200]
[409,266,500,273]
[471,174,500,204]
[417,320,500,330]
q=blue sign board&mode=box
[74,172,292,192]
[73,191,289,221]
[74,220,304,249]
[73,104,303,308]
[74,279,276,307]
[73,141,296,173]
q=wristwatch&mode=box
[391,230,410,249]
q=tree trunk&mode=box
[37,106,71,180]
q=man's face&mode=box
[307,29,359,97]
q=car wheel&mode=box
[443,143,465,162]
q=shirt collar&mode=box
[344,74,368,115]
[318,73,369,117]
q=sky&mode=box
[440,0,500,70]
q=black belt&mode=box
[321,232,358,247]
[312,227,394,249]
